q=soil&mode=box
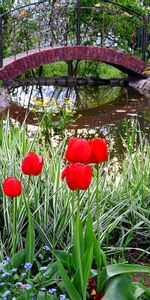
[133,273,150,287]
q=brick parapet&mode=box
[0,46,149,82]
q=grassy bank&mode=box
[43,61,126,79]
[19,61,127,80]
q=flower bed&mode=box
[0,120,149,299]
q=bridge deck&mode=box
[2,47,56,67]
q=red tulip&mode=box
[65,137,91,163]
[2,177,22,198]
[88,138,108,163]
[88,278,105,300]
[22,152,44,176]
[61,163,92,190]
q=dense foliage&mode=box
[1,0,150,62]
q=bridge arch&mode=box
[0,46,148,82]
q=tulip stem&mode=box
[96,163,100,246]
[88,188,90,215]
[71,191,75,238]
[12,197,17,260]
[77,190,80,216]
[27,176,31,217]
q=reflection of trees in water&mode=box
[9,85,77,107]
[7,85,150,137]
[8,85,124,111]
[76,86,123,110]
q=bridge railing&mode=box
[0,0,149,68]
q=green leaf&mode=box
[84,214,107,292]
[84,214,107,269]
[93,235,102,268]
[97,268,107,292]
[37,291,53,299]
[57,260,82,300]
[132,177,143,196]
[103,274,136,300]
[25,213,35,264]
[33,262,58,285]
[54,250,72,268]
[98,263,150,292]
[17,292,29,300]
[82,245,93,294]
[11,250,26,268]
[73,245,93,296]
[76,214,84,258]
[33,218,52,250]
[134,282,147,298]
[72,214,84,293]
[106,264,150,279]
[84,214,94,251]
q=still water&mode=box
[1,84,150,158]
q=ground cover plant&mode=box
[0,117,149,299]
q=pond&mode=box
[0,84,150,159]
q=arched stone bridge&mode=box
[0,46,149,83]
[0,0,149,83]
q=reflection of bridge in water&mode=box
[0,0,150,83]
[2,87,148,128]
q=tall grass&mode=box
[0,117,149,260]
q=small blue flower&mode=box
[0,267,5,272]
[12,268,17,273]
[0,282,5,286]
[3,260,9,265]
[21,272,27,277]
[60,295,66,300]
[2,290,11,297]
[39,266,48,271]
[40,287,47,291]
[25,283,32,290]
[48,288,57,294]
[1,272,9,278]
[24,262,32,271]
[3,256,10,265]
[38,253,43,259]
[6,256,10,262]
[42,245,50,251]
[15,282,22,287]
[12,297,16,300]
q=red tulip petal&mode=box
[22,155,34,175]
[22,152,44,176]
[62,163,92,190]
[65,138,79,161]
[65,138,91,163]
[2,177,22,198]
[61,165,70,180]
[78,164,92,190]
[89,138,108,163]
[65,163,79,190]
